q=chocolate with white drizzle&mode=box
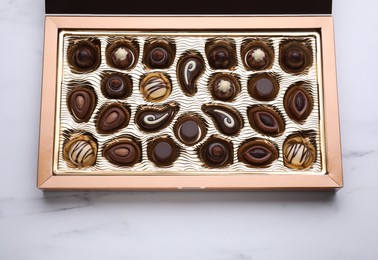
[283,134,316,169]
[63,135,97,168]
[284,84,312,123]
[202,104,242,136]
[177,54,204,96]
[139,73,172,102]
[135,103,178,132]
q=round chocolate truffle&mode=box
[245,47,269,70]
[63,135,97,168]
[139,73,171,102]
[210,73,240,101]
[147,137,179,167]
[283,134,316,170]
[206,40,236,70]
[143,40,175,69]
[248,73,279,101]
[200,137,233,168]
[280,41,312,73]
[148,46,171,68]
[174,115,206,146]
[102,74,132,99]
[68,41,100,72]
[103,138,141,166]
[106,41,137,69]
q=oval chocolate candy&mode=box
[238,139,278,167]
[135,103,178,132]
[96,104,130,134]
[202,104,242,136]
[68,87,96,123]
[284,84,312,122]
[103,138,141,166]
[63,135,97,168]
[248,106,285,136]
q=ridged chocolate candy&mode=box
[103,138,141,166]
[283,134,316,169]
[135,103,178,132]
[68,87,96,123]
[284,84,312,122]
[248,106,285,136]
[200,136,233,168]
[177,54,204,96]
[96,104,129,134]
[202,104,242,136]
[238,139,278,167]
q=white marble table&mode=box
[1,0,377,259]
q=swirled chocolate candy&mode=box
[202,104,242,136]
[147,136,179,167]
[284,84,312,123]
[248,73,279,101]
[209,73,240,101]
[200,136,233,168]
[248,106,285,136]
[106,41,137,69]
[67,87,96,123]
[101,73,132,99]
[177,54,204,96]
[283,134,316,169]
[96,104,130,134]
[242,42,273,70]
[135,103,178,132]
[68,40,100,72]
[206,40,236,69]
[174,114,206,146]
[238,139,278,167]
[280,41,313,73]
[144,40,175,69]
[140,73,171,102]
[63,135,97,168]
[103,138,141,166]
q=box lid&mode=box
[45,0,332,15]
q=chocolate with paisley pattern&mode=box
[177,53,204,96]
[202,104,243,136]
[135,103,178,132]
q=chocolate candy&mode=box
[144,40,175,69]
[103,138,141,166]
[68,40,100,72]
[135,103,178,132]
[284,84,312,123]
[174,114,206,146]
[242,42,273,70]
[238,139,278,167]
[280,41,312,73]
[101,73,132,99]
[283,134,316,169]
[209,73,240,101]
[202,104,242,136]
[147,136,179,166]
[106,41,137,69]
[248,73,279,101]
[96,104,130,134]
[248,106,285,136]
[139,73,171,102]
[63,135,97,168]
[67,87,96,123]
[200,136,233,168]
[206,40,236,69]
[177,53,204,96]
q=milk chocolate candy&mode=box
[209,73,240,102]
[139,73,172,102]
[67,87,96,123]
[280,40,313,74]
[63,135,97,168]
[101,73,132,99]
[106,40,138,70]
[96,104,130,134]
[238,139,278,167]
[283,134,316,170]
[284,84,313,123]
[248,106,285,136]
[103,138,141,166]
[242,41,274,70]
[68,40,100,73]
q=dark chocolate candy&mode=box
[177,54,204,96]
[280,41,312,73]
[143,40,175,69]
[96,104,130,134]
[210,73,240,101]
[139,73,172,102]
[102,74,132,99]
[248,73,279,101]
[202,104,242,136]
[242,41,273,70]
[200,136,233,168]
[238,139,278,167]
[68,87,96,123]
[106,41,137,69]
[68,41,100,72]
[135,103,178,132]
[248,106,285,136]
[284,84,312,122]
[206,40,236,69]
[283,134,316,169]
[103,138,140,166]
[174,115,206,146]
[147,136,179,167]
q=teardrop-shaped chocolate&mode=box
[135,103,178,132]
[68,87,96,123]
[284,85,312,122]
[103,138,141,166]
[238,139,278,167]
[202,104,243,136]
[177,54,204,96]
[96,104,129,134]
[248,106,285,136]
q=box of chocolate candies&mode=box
[37,0,342,190]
